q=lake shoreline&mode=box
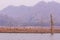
[0,26,60,33]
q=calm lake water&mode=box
[0,33,60,40]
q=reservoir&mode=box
[0,33,60,40]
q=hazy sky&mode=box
[0,0,60,10]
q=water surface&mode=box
[0,33,60,40]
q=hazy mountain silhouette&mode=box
[0,1,60,26]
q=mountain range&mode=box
[0,1,60,26]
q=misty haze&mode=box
[0,0,60,40]
[0,1,60,27]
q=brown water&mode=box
[0,33,60,40]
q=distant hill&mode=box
[0,1,60,26]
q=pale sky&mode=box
[0,0,60,10]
